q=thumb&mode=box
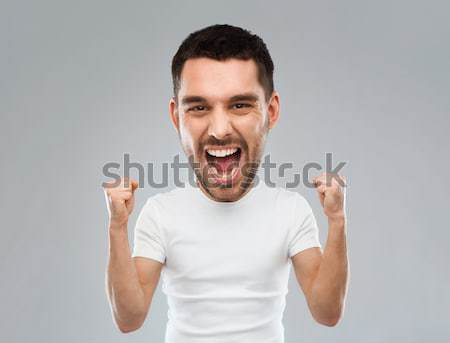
[131,179,139,192]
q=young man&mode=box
[104,24,348,343]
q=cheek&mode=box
[179,116,206,152]
[234,113,267,141]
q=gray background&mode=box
[1,0,449,342]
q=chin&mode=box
[205,180,247,202]
[189,146,259,202]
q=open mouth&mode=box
[205,147,242,185]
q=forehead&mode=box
[179,57,264,100]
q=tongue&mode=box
[210,154,239,174]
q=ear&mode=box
[267,91,280,129]
[169,96,180,133]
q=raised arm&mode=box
[104,178,163,333]
[291,173,349,327]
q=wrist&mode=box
[327,213,346,226]
[108,221,128,234]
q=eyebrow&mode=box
[228,93,259,103]
[181,92,260,106]
[181,96,208,106]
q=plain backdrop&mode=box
[1,0,449,342]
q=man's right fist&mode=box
[103,178,139,228]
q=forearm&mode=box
[309,217,349,325]
[106,224,146,330]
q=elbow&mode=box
[309,297,345,327]
[316,315,341,327]
[114,313,146,334]
[313,307,343,327]
[117,321,143,334]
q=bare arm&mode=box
[103,178,163,333]
[106,225,163,333]
[292,172,349,326]
[292,217,348,326]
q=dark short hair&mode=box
[171,24,274,102]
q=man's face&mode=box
[169,57,279,202]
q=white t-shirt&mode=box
[132,180,322,343]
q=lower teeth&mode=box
[208,166,238,181]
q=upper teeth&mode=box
[206,148,238,157]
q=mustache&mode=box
[199,136,248,150]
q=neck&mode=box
[195,178,256,203]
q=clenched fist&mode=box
[103,178,138,229]
[312,172,347,221]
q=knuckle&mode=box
[110,191,122,199]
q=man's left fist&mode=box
[312,172,347,221]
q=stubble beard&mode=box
[188,133,268,202]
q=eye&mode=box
[232,103,251,109]
[187,105,207,112]
[230,103,253,115]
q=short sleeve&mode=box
[288,194,322,258]
[131,198,166,264]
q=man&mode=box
[104,24,348,343]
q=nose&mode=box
[207,107,233,140]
